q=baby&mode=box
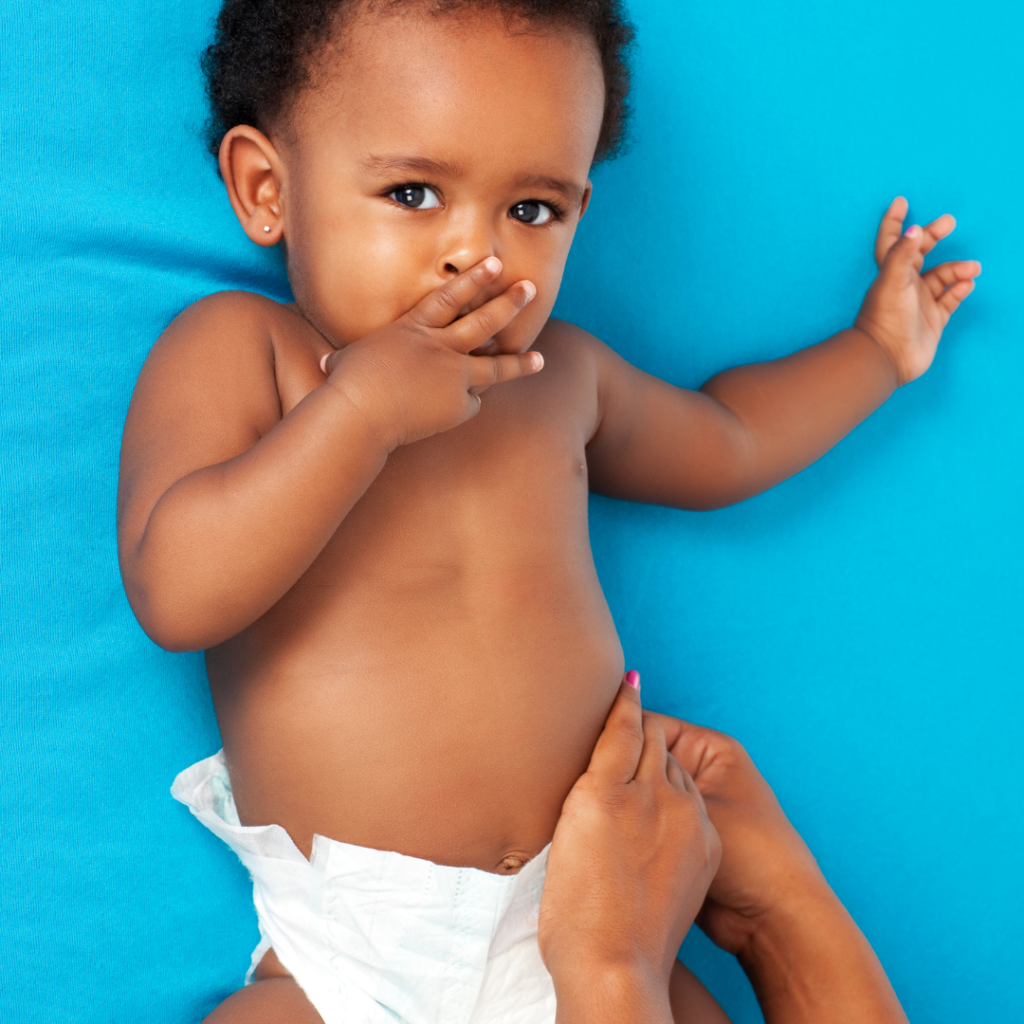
[117,0,979,1020]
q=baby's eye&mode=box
[509,201,554,225]
[389,185,441,209]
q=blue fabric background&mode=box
[1,1,1020,1020]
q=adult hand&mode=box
[654,715,909,1024]
[538,679,721,1023]
[321,256,542,450]
[642,715,823,957]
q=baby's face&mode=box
[267,9,605,351]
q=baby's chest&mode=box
[315,373,597,583]
[407,361,591,480]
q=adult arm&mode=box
[539,680,726,1024]
[586,199,980,510]
[658,715,909,1024]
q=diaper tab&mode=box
[171,751,309,867]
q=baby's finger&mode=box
[446,281,536,353]
[408,257,503,329]
[585,678,645,786]
[916,213,956,259]
[466,350,544,393]
[923,260,982,299]
[880,223,929,283]
[874,196,909,267]
[937,278,975,319]
[320,348,339,375]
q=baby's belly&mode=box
[205,569,624,872]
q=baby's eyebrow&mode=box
[510,175,586,209]
[361,155,462,179]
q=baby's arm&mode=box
[585,199,981,509]
[117,260,538,651]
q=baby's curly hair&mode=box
[202,0,635,166]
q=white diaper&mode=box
[171,752,557,1024]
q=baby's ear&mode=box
[578,180,593,220]
[219,125,285,246]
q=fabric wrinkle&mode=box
[172,751,557,1024]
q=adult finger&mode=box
[874,196,908,267]
[585,678,645,786]
[446,281,536,353]
[466,350,544,394]
[666,750,688,791]
[657,715,734,785]
[634,713,669,783]
[675,759,706,807]
[641,713,707,794]
[407,257,504,329]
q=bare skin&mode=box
[204,684,908,1023]
[542,684,908,1023]
[116,5,979,1020]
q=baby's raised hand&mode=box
[855,196,981,386]
[320,257,541,450]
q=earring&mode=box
[263,226,271,234]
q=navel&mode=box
[496,852,528,874]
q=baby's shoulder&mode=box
[146,289,319,396]
[131,291,314,443]
[155,290,296,363]
[535,317,614,367]
[536,317,626,385]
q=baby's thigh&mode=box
[201,978,325,1024]
[670,960,733,1024]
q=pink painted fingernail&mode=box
[320,352,330,374]
[904,225,920,238]
[626,670,640,689]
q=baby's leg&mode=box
[201,978,324,1024]
[202,952,726,1023]
[202,949,324,1024]
[670,961,733,1024]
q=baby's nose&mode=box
[440,251,495,277]
[436,221,499,279]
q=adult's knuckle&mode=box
[613,715,644,749]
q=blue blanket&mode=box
[1,1,1020,1020]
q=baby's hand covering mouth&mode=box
[318,256,541,450]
